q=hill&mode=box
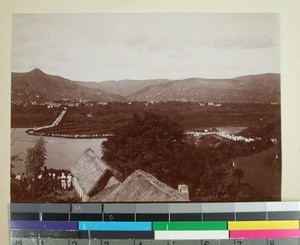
[12,69,280,104]
[12,68,125,103]
[128,73,280,103]
[76,79,169,97]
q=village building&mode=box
[89,169,189,202]
[70,148,119,202]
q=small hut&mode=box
[70,148,119,202]
[89,169,189,202]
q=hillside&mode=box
[128,73,280,103]
[12,68,125,103]
[12,69,280,104]
[76,79,169,96]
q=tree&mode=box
[102,112,186,183]
[25,137,47,179]
[102,112,250,201]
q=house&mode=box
[70,148,119,202]
[89,169,189,202]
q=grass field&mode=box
[11,102,281,136]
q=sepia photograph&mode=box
[10,13,281,203]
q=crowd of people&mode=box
[14,170,73,198]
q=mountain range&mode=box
[12,69,280,104]
[75,79,170,97]
[12,68,125,102]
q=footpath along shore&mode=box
[26,108,112,138]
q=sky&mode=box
[11,13,279,81]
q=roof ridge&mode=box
[70,149,112,196]
[84,148,112,171]
[134,169,187,200]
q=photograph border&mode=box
[10,13,281,203]
[1,1,300,244]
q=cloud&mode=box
[11,13,279,81]
[212,35,275,50]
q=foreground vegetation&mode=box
[11,166,80,203]
[102,112,280,201]
[11,102,281,202]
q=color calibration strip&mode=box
[10,238,300,245]
[10,202,300,244]
[10,221,300,239]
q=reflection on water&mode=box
[216,126,247,134]
[11,128,106,173]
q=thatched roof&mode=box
[89,169,189,202]
[70,148,119,196]
[89,183,120,201]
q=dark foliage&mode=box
[11,168,79,203]
[102,112,185,182]
[102,112,250,201]
[25,137,47,179]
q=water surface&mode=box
[11,128,106,174]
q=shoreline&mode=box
[25,129,112,139]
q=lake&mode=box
[216,126,247,134]
[11,128,106,174]
[11,126,247,175]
